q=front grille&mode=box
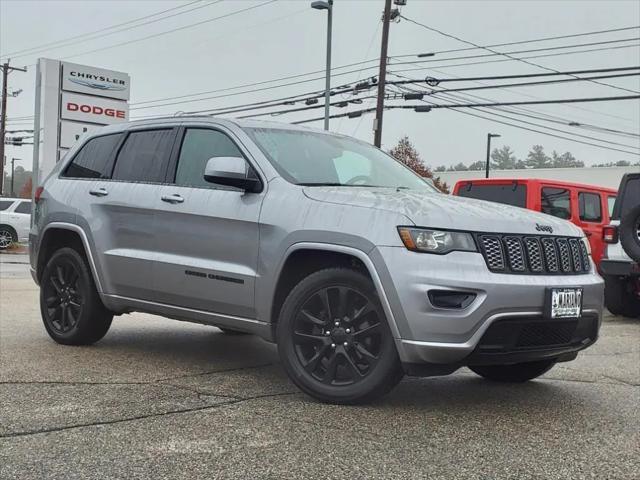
[476,315,598,352]
[478,234,590,275]
[516,322,576,347]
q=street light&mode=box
[485,133,501,178]
[311,0,333,131]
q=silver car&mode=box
[30,118,604,404]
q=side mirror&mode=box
[204,156,261,193]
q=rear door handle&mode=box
[161,194,184,204]
[89,188,109,197]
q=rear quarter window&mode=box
[0,200,14,211]
[14,201,31,214]
[578,192,602,222]
[456,183,527,208]
[63,133,123,179]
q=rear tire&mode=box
[604,275,640,318]
[40,247,113,345]
[469,360,557,383]
[620,205,640,263]
[277,267,403,404]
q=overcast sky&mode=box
[1,0,639,174]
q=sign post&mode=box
[32,59,130,189]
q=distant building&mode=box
[437,166,639,190]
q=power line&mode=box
[10,66,640,125]
[400,14,640,95]
[391,43,640,76]
[390,37,640,69]
[107,38,640,113]
[185,70,640,119]
[422,90,639,150]
[390,83,640,155]
[0,0,219,61]
[392,24,640,58]
[22,0,279,67]
[400,94,640,110]
[132,27,640,108]
[388,68,639,128]
[391,72,640,96]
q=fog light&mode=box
[428,290,476,309]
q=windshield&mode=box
[456,182,527,208]
[243,127,437,191]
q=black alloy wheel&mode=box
[292,285,383,386]
[40,247,113,345]
[43,259,84,334]
[278,268,403,404]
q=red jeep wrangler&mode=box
[453,178,617,269]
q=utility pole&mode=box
[0,61,27,196]
[10,158,17,196]
[373,0,393,148]
[485,133,501,178]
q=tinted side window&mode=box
[174,129,243,188]
[578,192,602,222]
[541,187,571,220]
[457,183,527,208]
[14,201,31,214]
[64,134,122,179]
[0,200,14,211]
[112,129,174,183]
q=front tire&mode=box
[469,360,557,383]
[277,268,403,405]
[40,247,113,345]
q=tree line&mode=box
[434,144,640,172]
[434,145,589,172]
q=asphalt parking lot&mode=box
[0,254,638,480]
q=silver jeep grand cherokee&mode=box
[30,118,604,404]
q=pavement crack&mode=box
[0,391,298,440]
[152,362,277,383]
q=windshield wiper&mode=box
[297,182,345,186]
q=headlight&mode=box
[397,227,477,254]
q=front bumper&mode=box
[372,246,604,366]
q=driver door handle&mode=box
[89,188,109,197]
[161,194,185,204]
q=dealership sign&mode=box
[32,59,131,186]
[61,61,130,101]
[61,92,128,123]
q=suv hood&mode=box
[303,187,583,237]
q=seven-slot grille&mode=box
[477,234,590,275]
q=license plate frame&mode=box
[544,287,584,319]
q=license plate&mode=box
[545,288,583,319]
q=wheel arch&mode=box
[268,243,401,340]
[37,223,103,292]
